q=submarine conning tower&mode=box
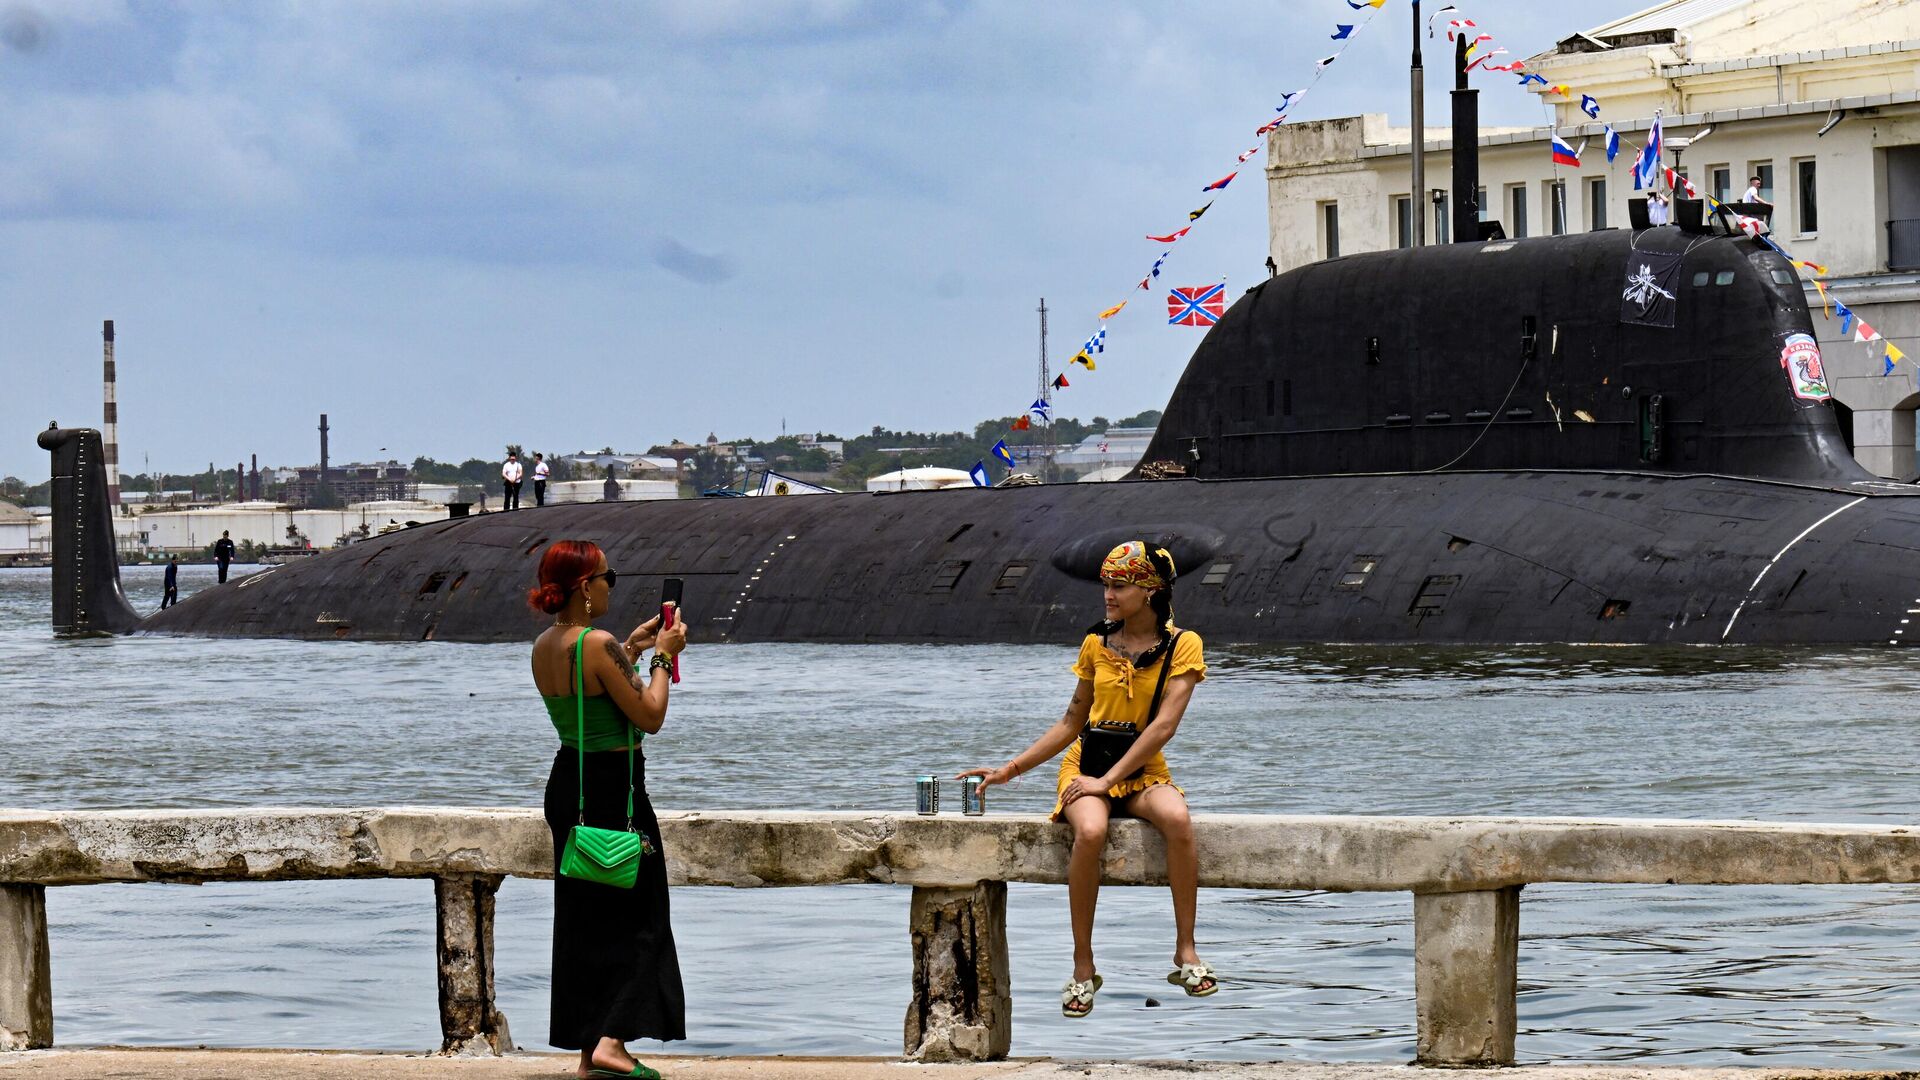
[1141,228,1870,485]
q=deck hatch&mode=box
[1201,561,1234,587]
[1338,556,1379,589]
[992,563,1030,592]
[928,560,971,592]
[1409,574,1460,616]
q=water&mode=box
[5,565,1920,1063]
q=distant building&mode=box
[0,500,32,557]
[1054,426,1157,478]
[281,460,416,507]
[1265,0,1920,477]
[796,433,846,461]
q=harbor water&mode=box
[4,565,1920,1063]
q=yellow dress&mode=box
[1051,629,1207,820]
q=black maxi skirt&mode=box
[544,748,687,1049]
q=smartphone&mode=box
[660,577,684,626]
[660,578,684,684]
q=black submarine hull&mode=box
[141,469,1920,646]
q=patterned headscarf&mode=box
[1101,541,1175,590]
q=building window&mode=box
[1395,196,1413,248]
[1320,201,1340,258]
[1710,166,1731,203]
[1433,190,1451,245]
[1746,162,1774,204]
[1508,184,1528,238]
[1545,180,1567,235]
[1796,158,1818,234]
[1476,186,1489,221]
[1588,177,1607,230]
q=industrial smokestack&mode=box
[318,413,331,508]
[236,461,245,503]
[250,453,260,501]
[1451,33,1481,244]
[102,321,120,507]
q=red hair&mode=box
[528,540,603,614]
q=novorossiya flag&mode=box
[1167,284,1227,327]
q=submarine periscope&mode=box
[46,45,1920,648]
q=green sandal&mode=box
[587,1064,661,1079]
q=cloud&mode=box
[652,236,736,284]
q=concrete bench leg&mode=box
[0,884,52,1051]
[905,881,1009,1061]
[1414,886,1519,1067]
[434,874,511,1056]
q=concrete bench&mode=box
[3,809,1919,1064]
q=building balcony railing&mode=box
[1887,218,1920,271]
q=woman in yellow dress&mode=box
[959,541,1213,1018]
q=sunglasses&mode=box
[588,569,619,589]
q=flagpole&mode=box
[1411,0,1425,248]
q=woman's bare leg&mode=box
[1061,795,1112,985]
[1125,785,1203,969]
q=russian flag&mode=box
[1551,132,1581,168]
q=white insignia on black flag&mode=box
[1620,250,1683,328]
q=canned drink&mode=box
[916,775,941,815]
[961,775,985,816]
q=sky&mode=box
[0,0,1654,480]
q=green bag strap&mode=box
[572,630,636,830]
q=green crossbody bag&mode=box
[557,629,654,889]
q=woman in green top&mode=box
[530,540,688,1080]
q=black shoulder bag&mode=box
[1077,631,1185,782]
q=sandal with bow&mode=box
[1061,973,1103,1017]
[1166,961,1219,997]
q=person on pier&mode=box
[959,540,1214,1018]
[529,540,689,1079]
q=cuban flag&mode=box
[1634,114,1663,191]
[1551,132,1581,168]
[969,461,990,487]
[1167,284,1227,327]
[991,440,1017,471]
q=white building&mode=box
[1053,426,1157,478]
[1267,0,1920,477]
[0,501,32,557]
[138,501,450,553]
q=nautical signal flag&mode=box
[1331,24,1353,39]
[1519,73,1548,87]
[1549,84,1571,97]
[1236,146,1262,164]
[1168,284,1227,327]
[969,462,990,487]
[1052,374,1069,390]
[1604,126,1620,162]
[1189,201,1214,222]
[1201,171,1238,192]
[1030,398,1052,421]
[991,440,1017,471]
[1098,301,1127,320]
[1010,415,1031,431]
[1345,0,1384,8]
[1551,133,1581,167]
[1072,351,1097,371]
[1580,94,1601,118]
[1147,226,1191,243]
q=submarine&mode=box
[40,43,1920,648]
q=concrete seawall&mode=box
[5,809,1920,1065]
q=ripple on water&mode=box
[7,567,1920,1062]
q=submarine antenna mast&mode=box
[1410,0,1425,247]
[1036,297,1050,470]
